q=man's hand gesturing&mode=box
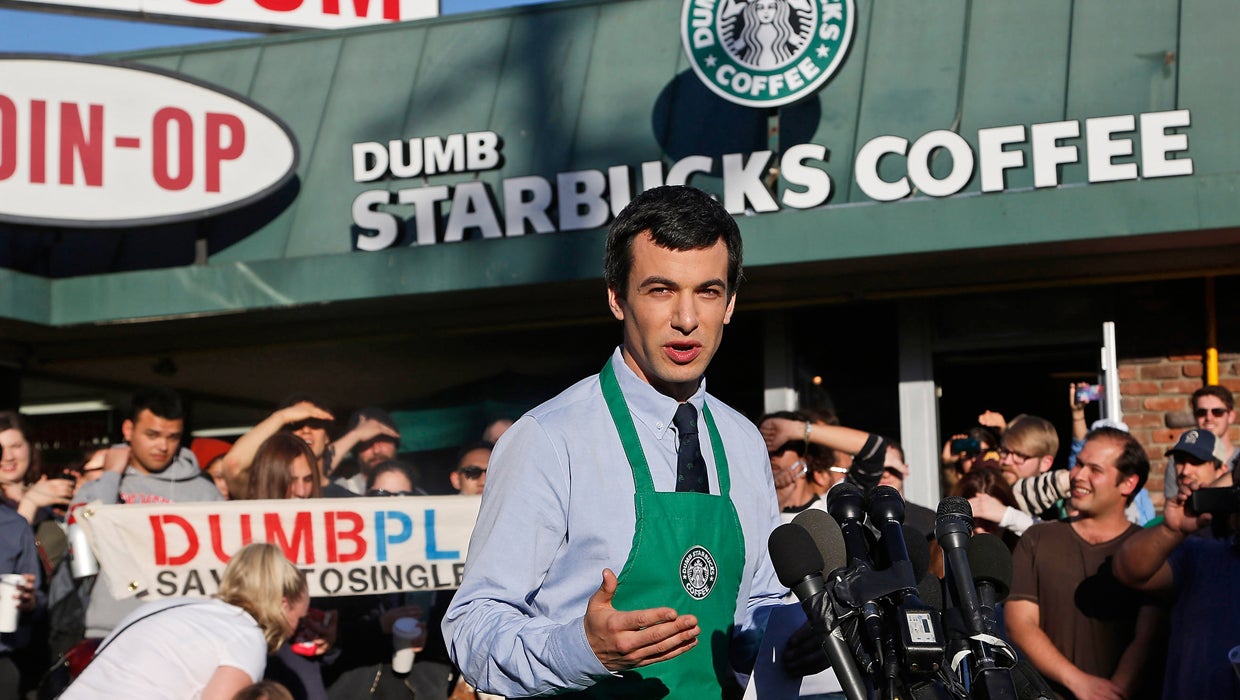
[584,569,700,671]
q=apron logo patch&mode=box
[679,546,717,600]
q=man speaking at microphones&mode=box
[443,186,785,698]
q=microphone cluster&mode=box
[768,489,1022,700]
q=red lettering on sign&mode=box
[265,512,315,564]
[30,100,46,184]
[153,107,193,191]
[322,0,399,21]
[205,112,244,193]
[150,514,200,566]
[0,95,14,181]
[208,513,255,563]
[255,0,302,11]
[59,102,104,187]
[325,511,367,563]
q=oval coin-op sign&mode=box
[0,55,299,228]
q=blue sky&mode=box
[0,0,540,54]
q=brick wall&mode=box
[1119,353,1240,508]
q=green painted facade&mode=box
[4,0,1238,326]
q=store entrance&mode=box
[934,343,1099,471]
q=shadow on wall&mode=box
[651,71,822,166]
[0,176,300,279]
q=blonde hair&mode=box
[1003,414,1059,460]
[216,543,307,654]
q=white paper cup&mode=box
[0,573,25,634]
[392,617,422,674]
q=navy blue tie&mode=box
[673,403,708,493]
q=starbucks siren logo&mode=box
[680,545,717,600]
[681,0,854,108]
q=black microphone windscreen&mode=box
[902,524,930,581]
[866,484,905,525]
[826,481,865,522]
[936,496,973,520]
[768,523,825,589]
[967,532,1013,601]
[792,509,848,571]
[917,572,944,611]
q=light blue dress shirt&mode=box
[443,348,785,697]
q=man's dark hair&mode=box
[130,387,184,422]
[365,459,422,493]
[1192,385,1235,411]
[604,185,743,298]
[1086,427,1149,505]
[455,440,494,469]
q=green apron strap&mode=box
[600,359,732,496]
[599,361,655,493]
[701,404,730,495]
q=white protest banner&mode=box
[75,496,480,600]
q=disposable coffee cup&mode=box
[391,617,422,674]
[0,573,25,634]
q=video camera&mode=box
[1186,485,1240,516]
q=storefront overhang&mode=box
[0,169,1234,327]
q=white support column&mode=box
[763,311,799,413]
[898,300,941,509]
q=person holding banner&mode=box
[444,186,785,698]
[63,542,309,700]
[71,387,224,642]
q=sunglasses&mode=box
[366,489,414,497]
[768,440,807,458]
[287,418,331,432]
[457,466,487,480]
[1195,407,1229,418]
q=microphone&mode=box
[868,486,945,675]
[967,533,1013,635]
[826,482,873,567]
[769,523,826,601]
[767,522,867,700]
[934,496,984,637]
[827,482,886,676]
[935,498,1017,700]
[791,509,848,574]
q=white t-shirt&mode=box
[63,597,267,700]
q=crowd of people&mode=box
[750,384,1240,700]
[2,184,1238,700]
[0,387,502,699]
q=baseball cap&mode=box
[1165,428,1219,464]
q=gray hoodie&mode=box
[71,447,224,638]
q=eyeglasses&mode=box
[366,489,414,497]
[457,466,487,480]
[998,447,1036,462]
[768,440,807,459]
[287,419,331,432]
[1194,407,1229,419]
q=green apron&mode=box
[578,361,746,699]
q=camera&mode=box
[950,438,980,455]
[1075,384,1103,404]
[1186,486,1240,516]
